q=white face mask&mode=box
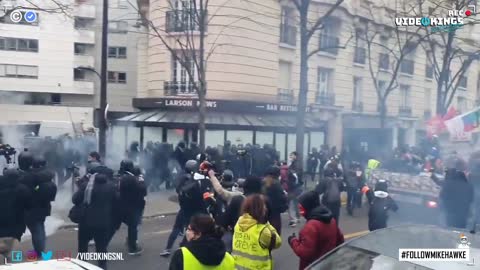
[356,171,362,177]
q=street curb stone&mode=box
[58,195,179,230]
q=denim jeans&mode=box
[27,222,46,256]
[166,209,186,250]
[288,197,300,221]
[470,190,480,231]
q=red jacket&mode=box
[289,207,344,270]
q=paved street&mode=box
[15,205,386,270]
[14,185,442,270]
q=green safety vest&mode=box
[182,247,235,270]
[232,223,273,270]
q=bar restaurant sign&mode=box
[133,98,319,114]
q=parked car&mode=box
[1,259,102,270]
[307,224,480,270]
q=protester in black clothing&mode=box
[73,173,117,270]
[345,162,365,216]
[174,142,189,170]
[0,169,31,244]
[307,149,320,183]
[23,156,57,256]
[118,160,147,255]
[365,180,398,231]
[161,160,211,257]
[316,166,345,225]
[263,166,289,235]
[439,160,474,229]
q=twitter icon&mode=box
[41,251,52,260]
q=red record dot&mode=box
[465,10,472,16]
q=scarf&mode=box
[83,173,97,205]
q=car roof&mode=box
[3,259,102,270]
[308,224,480,270]
[347,224,480,270]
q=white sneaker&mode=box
[88,240,95,246]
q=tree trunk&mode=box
[198,2,207,151]
[379,97,387,129]
[295,6,309,174]
[198,89,206,151]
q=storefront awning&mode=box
[114,110,324,130]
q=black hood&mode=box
[184,236,227,266]
[306,205,333,223]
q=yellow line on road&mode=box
[345,230,369,239]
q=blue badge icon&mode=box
[11,251,23,262]
[421,17,431,27]
[24,11,37,23]
[41,250,53,260]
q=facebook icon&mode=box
[11,251,22,262]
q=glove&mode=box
[288,233,296,245]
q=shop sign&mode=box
[133,98,318,114]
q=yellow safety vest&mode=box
[182,247,235,270]
[232,223,273,270]
[366,159,381,179]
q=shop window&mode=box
[227,130,253,146]
[144,127,163,144]
[205,130,225,148]
[167,129,185,146]
[255,131,274,146]
[127,126,140,148]
[275,133,287,162]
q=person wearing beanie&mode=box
[364,179,398,231]
[288,191,344,270]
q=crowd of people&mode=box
[4,134,480,270]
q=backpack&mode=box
[324,177,341,203]
[368,197,389,230]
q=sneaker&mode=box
[159,249,171,257]
[128,246,144,256]
[88,240,95,246]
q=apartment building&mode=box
[0,0,142,138]
[116,0,480,159]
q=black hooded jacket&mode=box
[169,236,228,270]
[25,167,57,223]
[0,171,31,239]
[440,169,474,217]
[72,174,117,229]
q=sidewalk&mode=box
[56,190,179,230]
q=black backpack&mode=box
[368,197,389,229]
[323,177,341,204]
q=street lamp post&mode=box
[99,0,109,160]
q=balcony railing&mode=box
[352,102,363,112]
[280,24,297,46]
[354,47,366,64]
[425,65,434,79]
[166,10,204,33]
[319,34,339,55]
[400,59,414,75]
[379,53,389,70]
[315,92,335,106]
[277,88,294,103]
[399,106,412,116]
[164,81,197,95]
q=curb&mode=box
[58,211,179,230]
[58,195,180,230]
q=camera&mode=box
[0,144,16,164]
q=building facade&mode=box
[113,0,480,160]
[0,0,142,139]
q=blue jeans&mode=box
[470,190,480,231]
[27,222,46,256]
